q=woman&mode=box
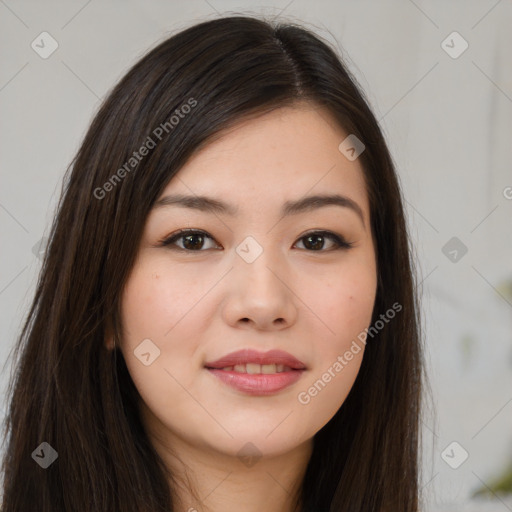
[1,15,424,512]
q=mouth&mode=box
[204,348,307,371]
[204,349,306,396]
[205,363,297,374]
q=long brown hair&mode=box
[1,15,424,511]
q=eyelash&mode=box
[158,229,355,252]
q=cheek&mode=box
[119,262,206,388]
[121,258,211,342]
[308,260,377,349]
[294,259,376,421]
[119,265,210,430]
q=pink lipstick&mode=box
[204,349,306,396]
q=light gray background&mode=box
[1,1,511,511]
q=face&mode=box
[116,103,377,461]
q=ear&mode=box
[104,319,116,351]
[105,336,115,351]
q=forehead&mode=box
[159,104,370,217]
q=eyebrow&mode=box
[153,193,365,228]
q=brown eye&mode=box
[161,230,220,251]
[294,231,354,251]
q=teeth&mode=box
[261,364,277,374]
[218,364,293,374]
[246,363,260,374]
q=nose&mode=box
[221,244,298,331]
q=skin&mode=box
[110,102,378,512]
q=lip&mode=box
[204,349,307,370]
[204,349,307,396]
[207,368,305,396]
